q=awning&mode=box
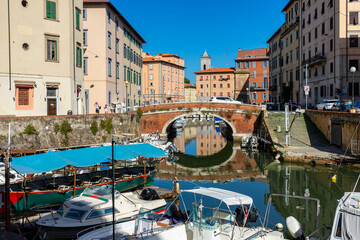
[11,143,168,174]
[182,187,253,206]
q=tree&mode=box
[184,77,190,84]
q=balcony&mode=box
[269,85,278,91]
[302,53,326,67]
[219,77,230,81]
[250,86,267,91]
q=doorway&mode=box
[47,98,57,116]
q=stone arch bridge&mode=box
[139,103,264,141]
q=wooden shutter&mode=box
[46,0,51,18]
[76,11,80,29]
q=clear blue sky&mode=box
[111,0,290,84]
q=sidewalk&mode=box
[266,112,358,166]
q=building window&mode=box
[330,62,334,73]
[322,23,325,35]
[350,12,359,25]
[220,92,223,96]
[45,0,57,20]
[107,10,111,24]
[83,29,88,46]
[76,44,82,67]
[46,36,58,62]
[227,83,230,88]
[330,39,333,51]
[116,38,119,53]
[252,61,256,68]
[330,17,333,30]
[200,84,203,89]
[76,8,81,30]
[108,32,111,49]
[213,84,216,88]
[116,62,119,79]
[330,84,334,97]
[149,64,153,70]
[308,32,311,43]
[252,71,256,78]
[115,19,119,29]
[252,93,257,100]
[315,27,318,39]
[350,35,359,48]
[84,56,88,75]
[18,88,30,105]
[149,74,154,80]
[263,70,267,77]
[350,59,359,70]
[83,8,87,21]
[108,58,112,76]
[262,93,268,100]
[220,84,223,88]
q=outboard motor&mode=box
[286,216,305,240]
[140,188,160,201]
[235,206,259,226]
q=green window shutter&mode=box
[139,76,141,85]
[51,1,56,20]
[79,48,82,67]
[124,67,126,81]
[76,11,80,29]
[46,0,51,19]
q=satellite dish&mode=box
[286,216,304,239]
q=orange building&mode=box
[235,48,270,105]
[142,53,185,104]
[195,68,236,100]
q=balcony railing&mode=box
[250,86,267,91]
[302,53,327,66]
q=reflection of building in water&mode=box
[157,148,263,182]
[173,125,197,153]
[197,125,226,156]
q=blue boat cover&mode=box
[11,144,168,174]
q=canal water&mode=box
[154,119,360,239]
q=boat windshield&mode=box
[192,203,221,230]
[65,208,87,220]
[83,185,117,200]
[57,204,67,216]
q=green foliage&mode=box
[177,106,183,110]
[184,77,190,84]
[0,135,6,140]
[60,120,72,136]
[100,118,113,134]
[59,120,72,146]
[90,121,98,136]
[102,136,107,142]
[54,123,60,133]
[136,108,143,123]
[23,125,38,135]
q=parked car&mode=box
[209,97,242,104]
[331,100,352,111]
[316,99,338,110]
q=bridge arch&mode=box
[161,111,237,135]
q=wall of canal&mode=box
[0,113,141,151]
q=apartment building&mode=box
[83,0,145,113]
[267,27,283,103]
[235,48,270,105]
[300,0,360,107]
[142,53,185,104]
[281,0,301,104]
[0,0,84,116]
[184,83,197,102]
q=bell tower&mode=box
[200,50,211,71]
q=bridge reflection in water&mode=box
[154,119,360,238]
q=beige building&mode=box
[142,53,185,104]
[267,27,283,103]
[0,0,84,116]
[184,83,197,102]
[300,0,360,107]
[281,0,300,104]
[83,0,145,113]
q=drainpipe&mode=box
[72,0,77,113]
[7,0,11,91]
[345,0,348,99]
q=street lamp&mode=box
[125,80,129,113]
[350,66,356,109]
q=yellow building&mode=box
[83,0,145,113]
[0,0,84,116]
[184,84,196,102]
[142,53,185,104]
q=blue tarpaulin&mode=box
[11,143,168,174]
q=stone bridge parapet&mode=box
[139,102,263,140]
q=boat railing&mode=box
[192,203,234,231]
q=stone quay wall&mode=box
[306,110,360,152]
[0,113,141,151]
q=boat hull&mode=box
[0,167,155,218]
[38,205,166,240]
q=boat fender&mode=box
[247,208,259,223]
[235,205,248,227]
[140,188,160,201]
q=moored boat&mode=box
[36,186,167,240]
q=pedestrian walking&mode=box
[95,102,100,114]
[104,104,108,114]
[110,104,115,113]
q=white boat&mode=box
[78,187,302,240]
[36,185,167,240]
[328,191,360,240]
